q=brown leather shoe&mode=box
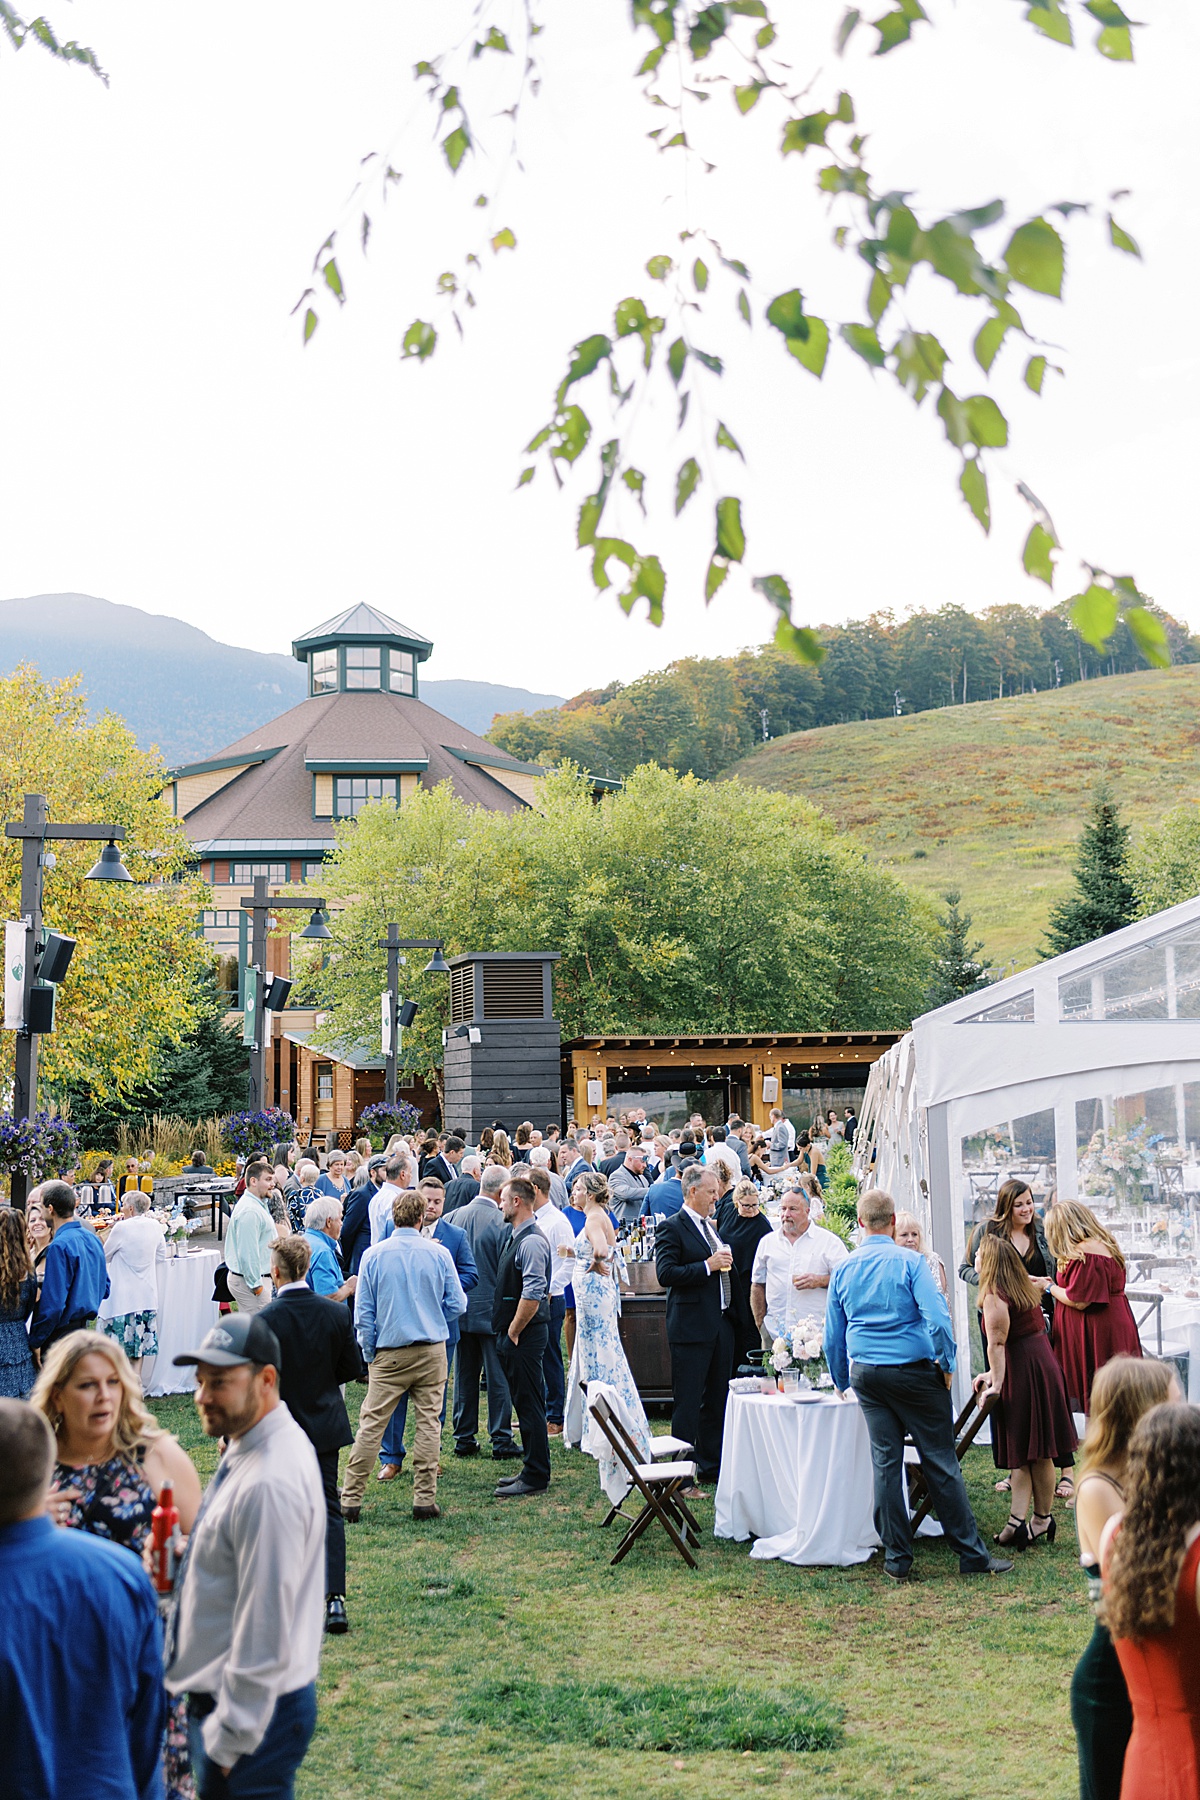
[376,1463,403,1482]
[412,1504,441,1521]
[547,1423,564,1437]
[681,1485,708,1500]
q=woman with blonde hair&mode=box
[0,1206,37,1397]
[563,1170,651,1462]
[32,1329,201,1798]
[895,1210,948,1297]
[1101,1403,1200,1798]
[974,1232,1076,1549]
[1071,1357,1179,1800]
[489,1129,513,1169]
[1045,1199,1141,1412]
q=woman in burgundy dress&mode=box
[1102,1403,1200,1799]
[1045,1201,1142,1412]
[973,1231,1077,1549]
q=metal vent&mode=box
[481,962,544,1020]
[450,964,475,1024]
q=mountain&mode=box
[724,665,1200,971]
[0,594,562,762]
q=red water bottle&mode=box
[151,1483,180,1595]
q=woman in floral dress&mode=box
[0,1206,37,1398]
[563,1170,652,1462]
[31,1330,202,1800]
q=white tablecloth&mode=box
[714,1389,940,1567]
[142,1250,221,1397]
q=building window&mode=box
[388,650,415,695]
[201,910,243,928]
[300,860,327,882]
[228,862,290,884]
[333,776,399,818]
[316,1067,334,1101]
[310,649,338,695]
[344,646,382,690]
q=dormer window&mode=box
[310,649,338,695]
[389,650,415,696]
[344,646,382,690]
[333,775,400,817]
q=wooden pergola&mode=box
[562,1032,904,1129]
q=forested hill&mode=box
[486,600,1197,784]
[723,665,1200,971]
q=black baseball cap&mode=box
[173,1314,282,1370]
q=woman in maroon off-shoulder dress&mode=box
[1045,1200,1141,1413]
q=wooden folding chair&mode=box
[905,1389,995,1532]
[585,1391,701,1569]
[585,1387,693,1527]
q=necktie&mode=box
[163,1450,233,1669]
[702,1218,731,1311]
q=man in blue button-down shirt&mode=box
[824,1188,1009,1583]
[29,1182,110,1353]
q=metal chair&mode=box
[584,1389,701,1569]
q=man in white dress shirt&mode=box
[368,1150,413,1246]
[750,1190,848,1347]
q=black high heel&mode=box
[994,1514,1030,1551]
[1030,1512,1057,1546]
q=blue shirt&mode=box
[303,1229,345,1297]
[0,1514,165,1800]
[823,1233,957,1392]
[355,1227,467,1362]
[314,1174,348,1200]
[30,1219,110,1348]
[640,1171,684,1217]
[377,1216,478,1346]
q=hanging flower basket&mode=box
[222,1108,295,1158]
[0,1111,81,1185]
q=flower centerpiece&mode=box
[770,1317,827,1387]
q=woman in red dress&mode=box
[1045,1200,1141,1412]
[1101,1403,1200,1799]
[973,1232,1077,1549]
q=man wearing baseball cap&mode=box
[164,1314,326,1798]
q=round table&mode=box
[141,1249,221,1397]
[714,1388,942,1567]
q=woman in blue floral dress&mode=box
[32,1329,202,1800]
[0,1206,37,1398]
[563,1170,652,1461]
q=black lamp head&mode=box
[86,841,133,882]
[300,908,332,940]
[423,946,450,975]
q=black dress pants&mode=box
[497,1322,551,1489]
[317,1447,346,1595]
[669,1315,736,1483]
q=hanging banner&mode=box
[381,990,393,1057]
[242,966,258,1047]
[4,921,26,1030]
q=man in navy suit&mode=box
[452,1167,520,1460]
[654,1164,746,1494]
[377,1177,477,1480]
[340,1156,386,1277]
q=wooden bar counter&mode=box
[617,1259,673,1404]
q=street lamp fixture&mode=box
[377,925,449,1105]
[300,907,332,940]
[423,946,450,975]
[240,878,330,1110]
[85,840,134,882]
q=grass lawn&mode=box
[154,1389,1088,1800]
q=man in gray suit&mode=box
[451,1166,521,1461]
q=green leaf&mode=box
[737,288,751,324]
[963,394,1008,448]
[1003,217,1064,298]
[690,4,732,59]
[892,330,947,401]
[705,556,730,601]
[1024,354,1047,394]
[322,258,345,303]
[401,319,437,361]
[556,334,612,407]
[622,467,647,514]
[591,537,638,591]
[766,289,807,338]
[691,347,724,374]
[959,458,990,533]
[621,554,666,625]
[646,254,673,280]
[973,314,1008,373]
[517,467,535,487]
[667,338,688,386]
[716,496,746,562]
[1023,523,1059,586]
[1124,605,1170,668]
[840,323,885,367]
[782,111,835,155]
[837,8,861,52]
[577,496,603,548]
[774,618,825,663]
[1108,215,1141,257]
[836,91,855,123]
[921,220,986,296]
[303,308,318,344]
[867,269,892,325]
[442,126,470,173]
[552,405,591,464]
[1086,0,1134,59]
[1024,0,1073,46]
[490,227,516,253]
[884,205,920,259]
[936,388,970,449]
[715,421,744,458]
[693,258,709,292]
[785,317,829,377]
[734,82,763,114]
[872,2,928,56]
[675,458,702,515]
[473,25,510,54]
[1070,583,1119,648]
[637,43,667,74]
[756,23,775,47]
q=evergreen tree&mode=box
[1042,788,1136,957]
[927,890,991,1010]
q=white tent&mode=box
[856,894,1200,1402]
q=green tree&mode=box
[1127,805,1200,919]
[927,890,991,1009]
[1042,787,1136,956]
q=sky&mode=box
[1,1,1196,693]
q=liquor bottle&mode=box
[150,1482,181,1595]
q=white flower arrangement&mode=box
[771,1317,825,1376]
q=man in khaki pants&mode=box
[341,1190,466,1522]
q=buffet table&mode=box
[714,1388,941,1567]
[141,1249,221,1397]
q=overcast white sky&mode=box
[1,1,1196,692]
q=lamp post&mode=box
[377,925,449,1106]
[3,792,133,1207]
[240,877,331,1110]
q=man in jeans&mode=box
[824,1188,1012,1584]
[222,1158,278,1315]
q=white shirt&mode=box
[165,1403,325,1767]
[703,1143,741,1184]
[368,1182,402,1245]
[751,1222,849,1335]
[97,1215,166,1320]
[533,1199,575,1298]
